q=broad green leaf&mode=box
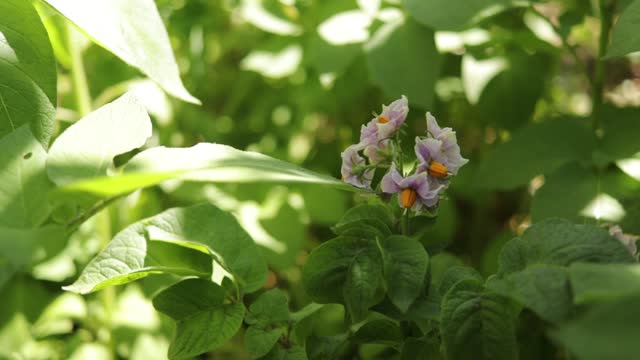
[47,92,152,186]
[302,237,384,321]
[42,0,199,104]
[152,278,244,359]
[553,294,640,360]
[472,51,552,130]
[531,163,640,222]
[332,203,393,239]
[0,126,51,228]
[440,279,519,360]
[475,118,595,190]
[351,319,402,345]
[400,337,441,360]
[569,263,640,304]
[497,219,634,275]
[487,265,572,323]
[606,0,640,58]
[263,345,308,360]
[52,143,357,200]
[0,0,56,146]
[365,17,441,109]
[63,203,267,294]
[245,289,290,326]
[403,0,514,31]
[438,266,483,297]
[245,326,286,359]
[598,105,640,161]
[0,225,66,287]
[378,235,429,312]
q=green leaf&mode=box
[63,203,267,294]
[351,319,402,345]
[471,51,552,130]
[569,263,640,304]
[152,278,244,359]
[487,265,572,323]
[400,337,441,360]
[531,163,640,222]
[440,279,519,360]
[0,0,56,146]
[378,235,429,312]
[302,237,384,321]
[0,126,51,228]
[47,92,152,186]
[475,118,595,190]
[497,219,634,275]
[606,0,640,58]
[365,17,441,109]
[42,0,199,104]
[246,289,290,326]
[403,0,514,31]
[52,142,357,201]
[246,326,285,359]
[438,266,483,297]
[333,203,393,236]
[262,345,308,360]
[598,105,640,161]
[552,294,640,360]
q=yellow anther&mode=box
[428,161,448,178]
[400,188,418,208]
[378,116,390,124]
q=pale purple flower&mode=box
[380,164,444,210]
[359,96,409,146]
[609,225,638,258]
[363,139,392,165]
[341,144,374,189]
[415,113,468,178]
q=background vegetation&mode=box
[1,0,640,359]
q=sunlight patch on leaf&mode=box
[241,45,303,79]
[462,55,508,104]
[318,10,373,45]
[240,0,302,36]
[580,193,626,222]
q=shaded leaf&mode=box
[606,0,640,58]
[440,279,519,360]
[475,118,595,190]
[569,263,640,304]
[365,17,441,109]
[0,0,56,146]
[352,319,402,345]
[403,0,514,31]
[378,235,429,312]
[152,278,244,359]
[302,237,384,321]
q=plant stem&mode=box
[592,0,617,133]
[67,23,92,117]
[67,23,116,355]
[65,195,124,234]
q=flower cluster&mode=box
[340,96,468,212]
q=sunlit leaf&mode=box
[63,203,267,294]
[0,126,51,228]
[52,143,357,201]
[47,92,152,186]
[42,0,199,104]
[403,0,515,31]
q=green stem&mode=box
[67,23,92,117]
[67,22,116,355]
[401,209,409,235]
[592,0,617,133]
